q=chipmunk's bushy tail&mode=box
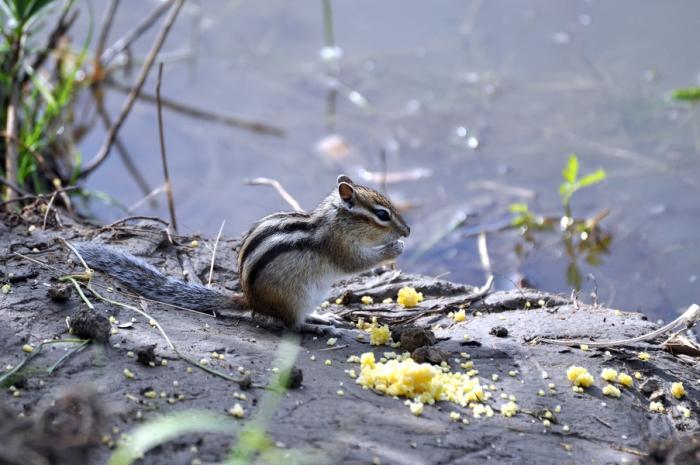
[74,243,240,313]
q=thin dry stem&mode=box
[156,63,178,232]
[245,177,304,212]
[208,220,226,287]
[80,0,186,178]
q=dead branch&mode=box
[244,177,304,212]
[208,220,226,287]
[156,63,178,232]
[100,0,173,64]
[80,0,186,178]
[105,78,285,136]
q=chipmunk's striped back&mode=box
[237,175,409,328]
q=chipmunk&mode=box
[74,175,410,334]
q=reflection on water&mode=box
[80,0,700,321]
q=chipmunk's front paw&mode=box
[296,322,343,337]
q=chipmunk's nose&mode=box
[399,224,410,237]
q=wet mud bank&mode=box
[0,209,698,465]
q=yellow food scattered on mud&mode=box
[123,368,135,379]
[638,352,650,361]
[356,352,486,411]
[566,366,594,388]
[671,382,685,399]
[409,401,424,416]
[361,295,374,305]
[579,344,589,351]
[602,384,621,398]
[452,309,466,322]
[382,298,393,304]
[397,287,424,308]
[228,403,245,418]
[634,371,643,380]
[617,373,633,387]
[678,406,691,418]
[649,401,665,413]
[449,411,461,421]
[326,337,337,346]
[21,344,33,353]
[500,401,518,417]
[601,368,617,382]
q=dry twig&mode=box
[156,63,178,232]
[80,0,186,178]
[245,177,304,212]
[208,220,226,287]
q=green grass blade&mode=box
[562,154,579,183]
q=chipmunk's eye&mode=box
[373,208,390,221]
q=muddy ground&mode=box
[0,207,698,465]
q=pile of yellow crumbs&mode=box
[353,352,496,417]
[566,366,594,392]
[356,317,392,346]
[397,287,424,308]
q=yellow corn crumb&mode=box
[500,401,518,417]
[335,298,343,305]
[149,319,157,327]
[614,310,622,316]
[634,371,643,380]
[21,344,33,353]
[601,368,618,382]
[143,390,157,399]
[671,382,685,399]
[346,355,360,363]
[566,366,594,388]
[452,310,466,322]
[541,371,549,379]
[579,344,589,351]
[228,403,245,418]
[361,295,374,305]
[324,359,332,366]
[123,368,135,379]
[326,337,338,346]
[449,411,461,421]
[555,405,561,413]
[409,402,424,416]
[461,361,474,370]
[397,287,424,308]
[320,301,330,308]
[472,404,494,418]
[543,419,551,427]
[346,369,357,379]
[649,401,665,413]
[382,298,393,304]
[337,390,345,396]
[562,424,570,432]
[617,373,633,388]
[638,352,650,361]
[543,410,553,419]
[677,406,691,418]
[508,370,517,377]
[602,384,621,398]
[491,374,499,381]
[537,390,545,397]
[369,321,391,346]
[356,352,486,408]
[1,284,11,294]
[190,240,199,247]
[548,383,556,390]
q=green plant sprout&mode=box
[559,154,606,218]
[671,86,700,102]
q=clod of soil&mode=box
[70,309,110,342]
[285,366,303,389]
[391,325,435,352]
[238,373,252,391]
[411,346,450,365]
[640,433,700,465]
[135,344,158,366]
[490,326,509,337]
[47,282,71,302]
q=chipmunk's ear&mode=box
[338,181,355,202]
[337,174,354,185]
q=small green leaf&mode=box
[562,154,579,184]
[577,169,606,188]
[509,203,529,214]
[672,86,700,102]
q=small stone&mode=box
[490,326,508,337]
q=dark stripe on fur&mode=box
[246,237,316,287]
[239,215,316,267]
[74,243,234,313]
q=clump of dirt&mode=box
[70,309,111,342]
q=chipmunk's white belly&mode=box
[298,272,344,319]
